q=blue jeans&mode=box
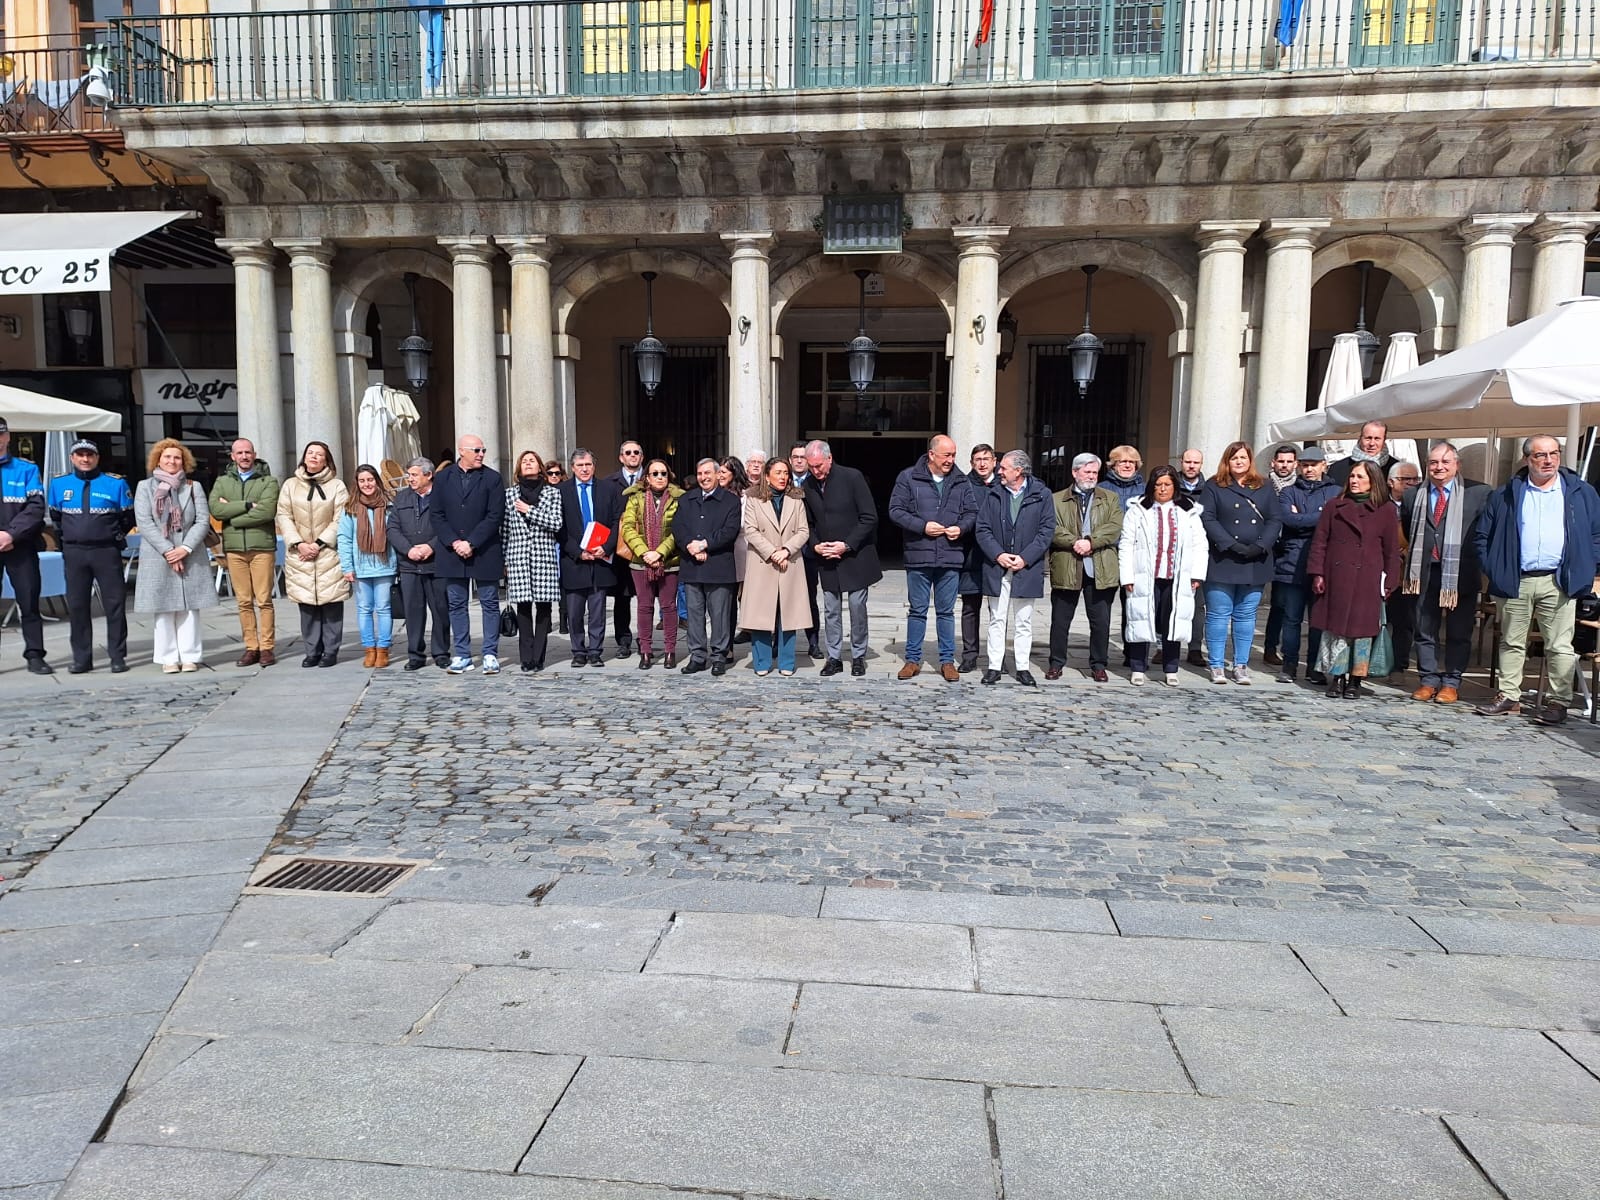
[905,567,959,664]
[355,576,395,648]
[1276,582,1322,675]
[446,579,500,659]
[1204,583,1263,669]
[750,623,796,672]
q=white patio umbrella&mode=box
[1305,331,1366,457]
[1376,332,1421,466]
[0,382,121,433]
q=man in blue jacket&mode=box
[0,417,51,674]
[889,434,977,681]
[1472,435,1600,726]
[977,450,1056,687]
[1272,446,1340,685]
[47,439,134,673]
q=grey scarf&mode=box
[1404,483,1464,610]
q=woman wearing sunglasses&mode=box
[619,458,684,668]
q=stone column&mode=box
[440,236,501,472]
[219,239,286,476]
[949,226,1009,456]
[277,239,343,470]
[1457,215,1534,345]
[722,231,775,458]
[1526,213,1599,317]
[553,336,580,464]
[504,236,557,462]
[1253,218,1330,450]
[1189,221,1255,459]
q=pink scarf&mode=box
[151,467,187,540]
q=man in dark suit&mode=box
[387,456,451,670]
[671,457,742,676]
[802,439,881,677]
[429,433,505,675]
[1397,441,1489,705]
[559,447,624,666]
[603,438,644,654]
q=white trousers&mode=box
[152,609,203,666]
[985,571,1034,672]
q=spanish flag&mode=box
[685,1,712,90]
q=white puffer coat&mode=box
[276,465,352,606]
[1118,499,1208,644]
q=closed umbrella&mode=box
[1377,331,1421,467]
[1307,331,1366,458]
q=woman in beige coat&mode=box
[740,457,812,676]
[276,441,351,667]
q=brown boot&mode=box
[374,647,390,669]
[363,648,377,668]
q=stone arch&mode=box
[552,248,731,335]
[996,240,1193,331]
[770,250,957,331]
[333,247,453,338]
[1312,234,1458,352]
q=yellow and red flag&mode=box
[685,1,713,90]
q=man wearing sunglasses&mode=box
[430,434,505,675]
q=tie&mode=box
[1430,486,1447,560]
[580,483,593,526]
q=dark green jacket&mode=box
[210,461,280,554]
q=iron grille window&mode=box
[618,341,726,480]
[1028,338,1145,493]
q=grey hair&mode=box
[1430,442,1460,460]
[695,457,719,472]
[1071,452,1101,472]
[805,439,832,458]
[406,456,435,475]
[1386,461,1417,481]
[570,447,594,465]
[1002,450,1032,476]
[1521,435,1559,457]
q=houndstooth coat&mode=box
[502,485,562,604]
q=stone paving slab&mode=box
[1296,944,1600,1030]
[0,1089,112,1190]
[56,1145,269,1200]
[1108,898,1440,950]
[56,817,282,854]
[91,782,302,817]
[519,1056,995,1199]
[644,911,976,990]
[975,927,1337,1013]
[0,1185,61,1199]
[18,839,267,891]
[0,914,224,973]
[1,958,196,1026]
[123,1034,211,1100]
[238,1159,761,1200]
[822,888,1115,933]
[1413,915,1600,960]
[138,744,328,775]
[786,981,1191,1092]
[1165,1007,1600,1123]
[1548,1030,1600,1076]
[2,1014,161,1098]
[105,1039,581,1171]
[209,895,386,956]
[162,951,465,1042]
[390,864,559,904]
[544,876,823,918]
[337,901,669,970]
[418,967,795,1064]
[1445,1115,1600,1200]
[0,874,248,930]
[992,1088,1499,1199]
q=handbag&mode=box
[499,604,519,639]
[1368,625,1396,678]
[615,538,634,562]
[202,486,223,550]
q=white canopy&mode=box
[1272,296,1600,442]
[0,211,195,296]
[0,382,121,432]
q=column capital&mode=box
[722,231,776,260]
[1195,220,1257,251]
[439,235,496,266]
[217,238,278,268]
[502,235,557,265]
[1456,214,1535,248]
[1262,218,1332,249]
[952,225,1010,255]
[275,239,334,268]
[1527,213,1600,246]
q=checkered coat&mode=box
[502,485,562,605]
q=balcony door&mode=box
[334,0,421,101]
[1351,0,1457,66]
[798,0,932,88]
[570,2,698,95]
[1038,0,1181,79]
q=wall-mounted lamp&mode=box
[1068,265,1104,398]
[996,307,1018,372]
[634,271,666,398]
[0,314,21,339]
[972,313,986,339]
[398,272,432,392]
[846,268,878,394]
[738,315,751,344]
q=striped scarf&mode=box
[1404,483,1464,610]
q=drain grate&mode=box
[251,857,417,896]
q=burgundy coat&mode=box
[1306,497,1402,639]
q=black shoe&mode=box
[521,663,536,673]
[570,656,588,668]
[1325,676,1343,698]
[404,659,426,671]
[733,631,751,644]
[664,653,677,669]
[1276,670,1296,684]
[69,663,93,674]
[557,622,569,635]
[639,654,653,670]
[1537,702,1568,726]
[301,655,321,668]
[1016,670,1038,687]
[617,639,632,656]
[981,669,1001,685]
[958,660,978,674]
[1263,649,1283,666]
[1186,649,1205,667]
[851,659,866,677]
[589,655,605,667]
[109,660,128,674]
[710,661,728,677]
[820,658,844,677]
[1306,670,1327,686]
[682,660,708,675]
[318,654,338,668]
[807,640,822,658]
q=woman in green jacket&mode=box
[619,458,684,669]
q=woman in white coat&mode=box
[1118,465,1208,686]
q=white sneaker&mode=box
[1164,672,1180,688]
[1130,671,1147,686]
[1232,665,1251,685]
[446,656,474,675]
[481,654,500,675]
[1210,667,1227,684]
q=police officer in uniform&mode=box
[0,416,52,674]
[47,438,135,673]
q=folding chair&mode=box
[29,76,86,132]
[0,75,28,132]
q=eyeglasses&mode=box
[464,447,486,455]
[545,468,563,476]
[1528,451,1561,461]
[647,470,669,477]
[622,449,643,456]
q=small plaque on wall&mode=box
[822,194,904,255]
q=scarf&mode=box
[299,465,329,503]
[1271,471,1296,494]
[1349,445,1387,466]
[353,489,388,556]
[1154,500,1177,580]
[644,487,669,581]
[518,474,545,507]
[151,467,188,540]
[1404,482,1464,609]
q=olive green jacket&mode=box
[1049,486,1124,590]
[209,461,280,554]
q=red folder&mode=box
[581,521,611,555]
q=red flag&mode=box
[974,0,995,46]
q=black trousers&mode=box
[1049,583,1116,670]
[298,601,344,660]
[63,544,127,667]
[960,591,983,668]
[517,601,553,668]
[1414,563,1478,688]
[1126,578,1182,674]
[1386,589,1417,675]
[612,578,633,647]
[399,571,450,666]
[567,587,608,656]
[0,548,45,661]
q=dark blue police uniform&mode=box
[47,468,135,671]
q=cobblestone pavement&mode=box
[278,664,1600,915]
[0,676,241,890]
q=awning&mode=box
[0,210,197,297]
[0,382,122,432]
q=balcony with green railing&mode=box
[100,0,1600,109]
